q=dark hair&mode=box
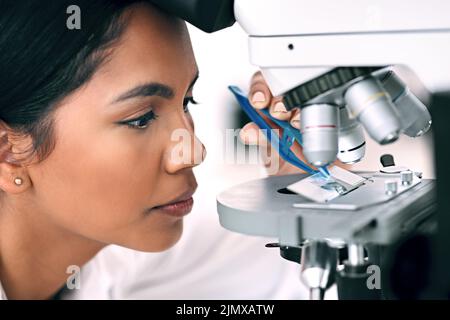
[0,0,140,163]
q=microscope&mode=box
[149,0,450,300]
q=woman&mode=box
[0,1,300,299]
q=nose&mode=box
[164,124,206,174]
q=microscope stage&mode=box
[217,172,436,246]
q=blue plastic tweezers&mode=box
[229,85,330,177]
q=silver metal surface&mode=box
[385,180,398,195]
[300,240,337,300]
[380,165,409,174]
[301,104,339,166]
[401,170,414,186]
[217,171,436,246]
[345,77,402,144]
[303,68,391,107]
[309,288,324,300]
[337,106,366,164]
[382,71,432,137]
[347,243,365,266]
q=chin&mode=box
[126,219,184,252]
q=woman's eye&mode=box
[183,96,198,113]
[119,110,158,130]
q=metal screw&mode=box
[385,180,398,195]
[401,170,413,186]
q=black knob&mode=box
[380,154,395,167]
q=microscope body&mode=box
[233,1,445,299]
[235,0,443,168]
[233,1,447,298]
[148,0,449,299]
[235,0,450,95]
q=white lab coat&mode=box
[0,280,6,300]
[0,232,308,300]
[62,208,309,300]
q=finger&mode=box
[240,114,285,147]
[248,71,273,109]
[239,122,262,145]
[240,122,287,174]
[289,108,301,129]
[269,96,292,121]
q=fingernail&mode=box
[252,91,266,104]
[290,114,301,129]
[240,128,258,145]
[0,132,8,144]
[273,102,287,113]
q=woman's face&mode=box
[24,4,203,251]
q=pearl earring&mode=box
[14,177,23,186]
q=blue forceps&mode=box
[229,85,330,177]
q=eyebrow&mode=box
[111,71,199,104]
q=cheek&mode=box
[28,115,166,238]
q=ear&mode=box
[0,126,32,195]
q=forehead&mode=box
[91,3,197,99]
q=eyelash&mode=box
[183,96,198,113]
[120,96,198,130]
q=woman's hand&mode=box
[239,71,309,176]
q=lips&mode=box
[152,187,197,218]
[164,188,196,206]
